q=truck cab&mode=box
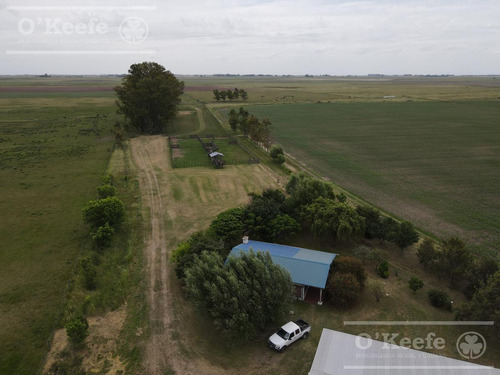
[268,319,311,352]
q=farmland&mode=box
[219,101,500,256]
[0,93,118,373]
[1,75,499,374]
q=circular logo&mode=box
[119,17,148,44]
[456,332,487,360]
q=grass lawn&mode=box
[0,93,118,374]
[219,102,500,256]
[172,138,255,168]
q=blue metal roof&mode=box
[228,240,337,289]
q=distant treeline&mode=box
[213,88,248,101]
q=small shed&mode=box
[309,329,499,375]
[209,151,224,168]
[228,238,336,304]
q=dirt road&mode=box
[130,135,280,374]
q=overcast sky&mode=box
[1,0,499,75]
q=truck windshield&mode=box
[276,328,289,340]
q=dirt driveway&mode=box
[130,136,280,374]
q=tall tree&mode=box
[417,238,437,268]
[213,89,221,102]
[389,221,419,255]
[303,198,365,242]
[436,237,473,286]
[185,251,293,340]
[228,109,238,132]
[114,62,184,134]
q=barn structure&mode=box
[228,237,336,304]
[309,329,499,375]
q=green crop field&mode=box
[0,84,118,374]
[218,101,500,256]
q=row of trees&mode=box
[213,88,248,102]
[228,107,272,147]
[64,176,126,344]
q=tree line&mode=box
[228,107,272,148]
[213,88,248,102]
[172,172,499,339]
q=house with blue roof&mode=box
[228,237,337,304]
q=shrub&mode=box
[408,276,424,294]
[428,289,452,311]
[97,184,117,199]
[327,273,362,308]
[91,222,115,249]
[65,316,89,344]
[82,196,125,229]
[368,280,385,302]
[377,260,389,278]
[80,256,97,290]
[332,256,367,288]
[269,145,285,164]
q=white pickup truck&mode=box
[268,319,311,352]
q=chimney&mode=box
[242,236,249,244]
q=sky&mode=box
[1,0,499,75]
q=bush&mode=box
[82,196,125,229]
[97,184,117,199]
[91,222,115,249]
[65,316,89,344]
[332,256,367,288]
[428,289,452,311]
[377,260,389,278]
[327,273,362,308]
[80,256,97,290]
[269,145,285,164]
[408,276,424,294]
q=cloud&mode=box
[0,0,499,74]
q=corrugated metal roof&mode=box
[309,329,500,375]
[228,240,336,289]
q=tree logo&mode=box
[456,332,486,359]
[119,17,148,44]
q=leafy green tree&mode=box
[380,217,398,244]
[97,184,117,199]
[377,260,389,278]
[220,90,227,102]
[285,173,336,213]
[465,257,499,298]
[428,289,452,311]
[237,107,250,136]
[240,89,248,100]
[233,88,240,99]
[436,237,473,286]
[172,230,225,278]
[327,273,362,308]
[409,276,424,294]
[356,205,384,239]
[82,196,125,229]
[389,221,419,255]
[114,61,184,134]
[228,109,238,132]
[91,222,115,249]
[244,193,282,241]
[369,280,385,302]
[209,208,245,247]
[417,238,437,268]
[270,145,285,164]
[332,256,367,288]
[185,251,293,340]
[213,89,221,102]
[303,198,365,242]
[269,214,300,243]
[456,272,500,333]
[65,316,89,344]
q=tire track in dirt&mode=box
[130,136,183,375]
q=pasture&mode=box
[0,84,118,374]
[218,101,500,256]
